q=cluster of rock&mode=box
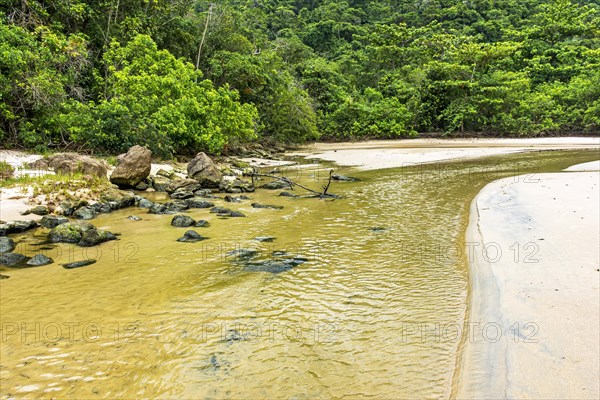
[0,217,118,271]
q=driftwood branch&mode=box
[252,171,338,198]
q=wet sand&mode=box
[300,137,600,170]
[458,163,600,398]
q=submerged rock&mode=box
[226,249,258,261]
[185,198,214,209]
[278,191,299,198]
[171,215,196,227]
[176,230,207,242]
[62,259,97,269]
[195,220,210,227]
[260,181,291,190]
[40,215,69,229]
[251,203,283,210]
[0,237,16,253]
[253,236,275,242]
[0,253,29,267]
[0,274,9,279]
[26,254,54,266]
[128,215,142,221]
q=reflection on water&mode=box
[1,150,598,398]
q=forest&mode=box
[1,0,599,156]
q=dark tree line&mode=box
[1,0,598,156]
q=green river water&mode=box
[0,149,598,399]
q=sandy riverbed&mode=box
[457,162,600,398]
[299,137,600,170]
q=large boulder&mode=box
[41,153,109,179]
[187,152,222,188]
[110,145,152,188]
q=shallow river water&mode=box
[1,150,598,399]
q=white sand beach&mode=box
[457,163,600,399]
[301,137,600,170]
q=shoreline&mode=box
[297,137,600,170]
[457,162,600,398]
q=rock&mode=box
[148,203,170,215]
[253,236,275,242]
[62,259,97,269]
[59,202,75,216]
[128,215,141,221]
[0,220,38,236]
[210,206,245,217]
[78,229,117,247]
[138,198,154,208]
[29,205,49,216]
[219,176,254,193]
[224,195,242,203]
[331,174,357,182]
[260,181,291,190]
[0,253,29,267]
[72,206,98,220]
[0,237,16,253]
[251,203,283,210]
[226,249,258,260]
[152,176,171,192]
[210,206,231,214]
[243,257,307,274]
[185,198,214,209]
[278,191,298,197]
[176,230,207,242]
[49,221,96,243]
[187,152,223,188]
[26,254,54,266]
[90,202,111,214]
[171,215,196,227]
[110,145,152,188]
[166,179,203,194]
[134,180,149,190]
[195,220,210,227]
[100,189,136,210]
[170,190,194,199]
[193,189,213,197]
[40,216,69,229]
[46,153,108,179]
[0,274,8,279]
[157,169,175,179]
[167,201,189,212]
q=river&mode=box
[0,149,598,399]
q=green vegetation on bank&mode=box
[1,0,599,156]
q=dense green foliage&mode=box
[1,0,599,155]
